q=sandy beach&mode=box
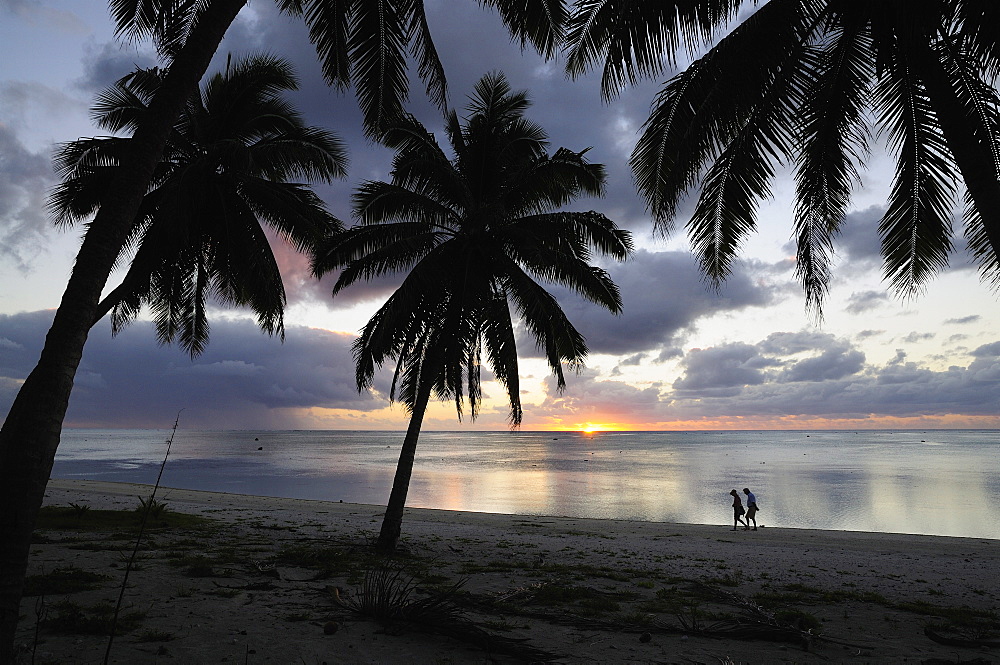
[14,478,999,663]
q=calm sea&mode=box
[52,429,1000,540]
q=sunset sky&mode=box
[2,1,999,431]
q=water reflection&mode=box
[54,429,1000,539]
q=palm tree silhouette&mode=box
[313,72,633,552]
[50,53,346,356]
[565,0,1000,311]
[0,4,560,652]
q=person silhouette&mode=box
[730,489,748,531]
[743,487,758,531]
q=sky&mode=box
[1,0,999,431]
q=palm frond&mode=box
[349,0,410,135]
[632,0,823,239]
[793,16,872,313]
[407,0,448,110]
[874,48,958,296]
[484,0,566,58]
[564,0,746,99]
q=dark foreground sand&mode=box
[13,479,1000,664]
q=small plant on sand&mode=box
[46,601,145,635]
[135,629,174,642]
[283,611,312,622]
[341,560,467,627]
[774,608,822,631]
[69,502,91,518]
[135,496,169,519]
[22,567,112,596]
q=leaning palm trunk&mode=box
[376,375,435,552]
[0,2,245,659]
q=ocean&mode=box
[52,429,1000,540]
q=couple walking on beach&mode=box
[730,488,759,531]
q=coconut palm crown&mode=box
[313,72,633,550]
[565,0,1000,312]
[49,53,347,356]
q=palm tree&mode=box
[50,54,346,355]
[0,2,564,656]
[313,72,633,552]
[564,0,1000,311]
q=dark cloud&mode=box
[539,249,776,357]
[672,343,767,395]
[0,310,382,428]
[0,121,54,270]
[539,330,1000,423]
[778,345,865,383]
[834,205,884,265]
[902,331,935,344]
[844,290,889,315]
[971,341,1000,358]
[945,315,981,325]
[74,41,157,95]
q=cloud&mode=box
[74,41,158,95]
[540,249,775,357]
[844,290,889,314]
[903,331,935,344]
[673,343,767,395]
[0,121,54,270]
[0,310,383,428]
[945,315,981,325]
[2,0,89,34]
[533,330,1000,425]
[971,341,1000,358]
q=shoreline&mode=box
[45,477,998,545]
[19,478,1000,663]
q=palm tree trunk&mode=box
[0,2,245,660]
[92,281,132,327]
[375,374,436,553]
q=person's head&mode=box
[730,489,738,496]
[743,488,750,495]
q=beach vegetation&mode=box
[135,629,174,642]
[774,608,822,632]
[22,568,112,597]
[283,611,312,622]
[275,542,368,580]
[312,71,632,553]
[133,497,168,520]
[340,561,469,629]
[34,505,212,532]
[65,539,132,552]
[68,503,91,518]
[706,570,745,588]
[43,601,145,636]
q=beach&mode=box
[16,479,1000,663]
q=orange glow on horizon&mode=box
[573,423,626,433]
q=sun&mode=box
[580,423,613,433]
